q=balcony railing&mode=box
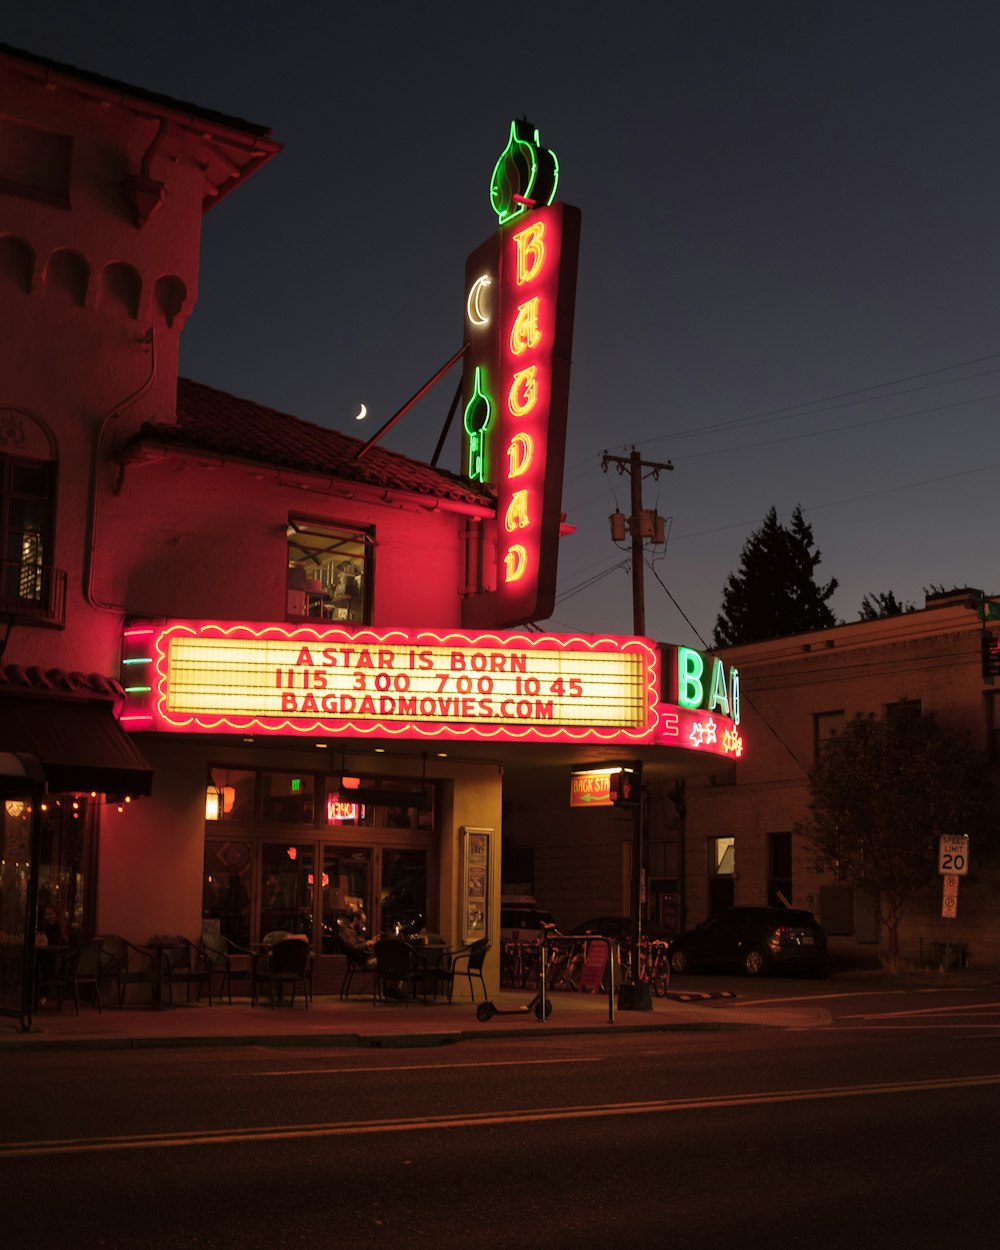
[0,557,67,626]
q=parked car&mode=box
[667,906,831,977]
[571,916,674,943]
[500,897,557,942]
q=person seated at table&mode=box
[38,901,69,946]
[341,910,376,970]
[342,910,405,1000]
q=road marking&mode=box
[244,1056,605,1078]
[839,1000,1000,1020]
[830,1025,1000,1035]
[3,1072,999,1159]
[735,989,972,1006]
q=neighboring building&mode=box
[680,588,1000,969]
[0,45,736,1024]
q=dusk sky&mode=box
[9,2,1000,647]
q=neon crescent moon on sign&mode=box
[466,274,492,327]
[355,403,367,421]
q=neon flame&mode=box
[507,432,533,477]
[508,366,538,417]
[504,544,528,581]
[514,221,546,285]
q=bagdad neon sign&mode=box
[461,120,581,629]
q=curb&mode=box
[0,1016,785,1053]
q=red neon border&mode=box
[143,619,660,745]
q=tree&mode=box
[713,505,838,646]
[802,712,994,971]
[859,590,916,620]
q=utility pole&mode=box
[602,448,672,1009]
[601,448,673,636]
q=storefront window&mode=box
[380,848,428,936]
[206,768,255,822]
[261,771,315,824]
[1,793,91,1014]
[202,838,252,946]
[321,846,372,952]
[260,842,314,938]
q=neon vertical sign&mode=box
[495,202,579,625]
[461,122,580,628]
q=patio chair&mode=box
[338,920,375,1000]
[372,938,423,1006]
[94,934,157,1007]
[447,938,490,1003]
[39,937,106,1014]
[160,936,213,1005]
[201,931,252,1003]
[252,937,311,1009]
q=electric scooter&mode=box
[475,928,555,1022]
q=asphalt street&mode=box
[4,979,999,1250]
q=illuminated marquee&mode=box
[121,621,659,745]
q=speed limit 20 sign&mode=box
[938,835,969,877]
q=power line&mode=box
[636,350,1000,448]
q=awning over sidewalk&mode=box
[0,697,153,795]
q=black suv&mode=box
[667,906,831,977]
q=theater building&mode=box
[0,46,744,1022]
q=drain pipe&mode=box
[84,327,157,611]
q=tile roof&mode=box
[126,378,495,511]
[0,42,273,139]
[0,665,125,703]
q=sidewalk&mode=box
[0,987,833,1052]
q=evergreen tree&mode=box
[713,505,838,646]
[859,590,916,620]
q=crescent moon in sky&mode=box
[355,403,367,421]
[466,274,493,327]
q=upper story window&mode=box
[813,710,845,765]
[0,452,63,625]
[286,518,372,624]
[0,116,72,205]
[885,699,921,724]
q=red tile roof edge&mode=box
[125,377,496,511]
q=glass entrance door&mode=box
[260,842,315,940]
[204,837,433,996]
[314,843,431,994]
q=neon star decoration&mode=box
[721,728,744,757]
[689,717,718,747]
